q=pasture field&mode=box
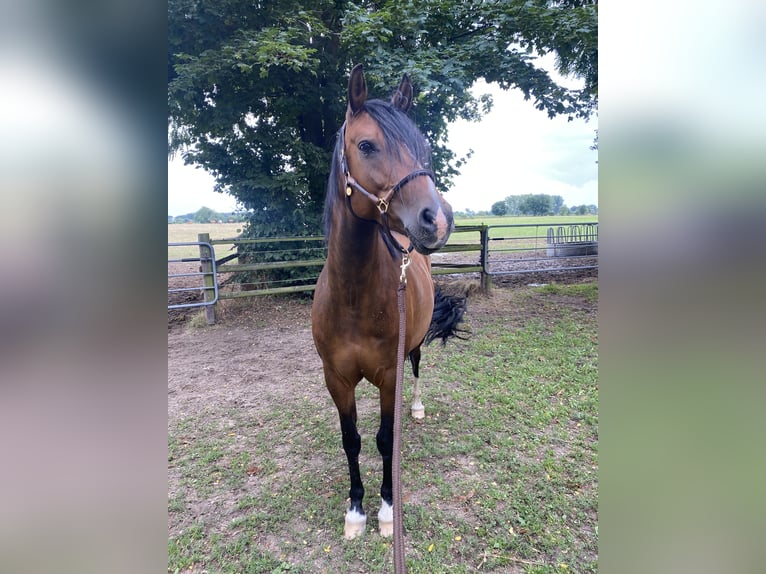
[168,223,246,261]
[168,222,245,242]
[166,216,598,243]
[168,280,598,573]
[454,214,597,228]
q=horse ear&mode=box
[391,73,413,113]
[348,64,367,116]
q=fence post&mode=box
[198,232,216,325]
[479,225,492,293]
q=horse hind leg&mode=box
[409,347,425,420]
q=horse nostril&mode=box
[419,207,436,229]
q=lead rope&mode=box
[393,253,411,574]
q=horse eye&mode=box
[358,141,376,155]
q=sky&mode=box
[167,60,598,216]
[444,80,597,213]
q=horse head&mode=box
[341,64,454,255]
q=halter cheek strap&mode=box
[345,172,393,215]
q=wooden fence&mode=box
[204,225,487,291]
[186,222,596,324]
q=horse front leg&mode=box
[339,410,366,539]
[325,370,366,539]
[376,413,394,537]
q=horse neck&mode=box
[326,204,397,290]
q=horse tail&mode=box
[424,286,468,345]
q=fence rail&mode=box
[168,221,596,321]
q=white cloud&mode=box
[167,158,239,216]
[444,80,598,213]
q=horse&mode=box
[312,64,466,540]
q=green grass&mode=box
[448,215,598,253]
[168,282,598,573]
[534,282,599,302]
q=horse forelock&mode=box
[363,99,432,168]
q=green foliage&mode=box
[504,195,523,216]
[490,200,508,216]
[194,206,219,223]
[519,193,554,216]
[168,0,598,237]
[570,204,598,215]
[495,194,577,216]
[170,211,246,223]
[233,238,326,291]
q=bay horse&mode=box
[312,64,466,540]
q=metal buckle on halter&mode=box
[377,197,389,214]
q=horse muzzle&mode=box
[406,202,454,255]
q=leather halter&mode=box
[339,122,435,255]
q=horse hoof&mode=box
[411,406,425,420]
[379,520,394,537]
[344,509,367,540]
[378,501,393,537]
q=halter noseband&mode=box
[339,123,435,255]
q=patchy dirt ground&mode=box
[168,294,319,424]
[168,268,597,420]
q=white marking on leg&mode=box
[344,508,366,539]
[411,376,425,419]
[378,500,393,537]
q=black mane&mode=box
[322,99,432,242]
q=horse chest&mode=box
[370,308,393,338]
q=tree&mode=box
[505,195,523,216]
[571,204,597,215]
[168,0,597,237]
[518,194,553,216]
[491,200,508,216]
[193,206,218,223]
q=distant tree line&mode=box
[171,200,597,223]
[169,206,248,224]
[489,194,597,217]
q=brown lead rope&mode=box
[393,254,410,573]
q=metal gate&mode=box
[168,242,219,309]
[485,222,598,275]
